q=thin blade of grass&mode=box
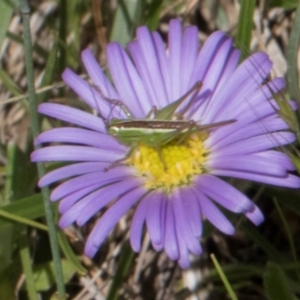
[19,0,66,298]
[235,0,256,61]
[287,2,300,105]
[106,244,135,300]
[210,254,238,300]
[273,198,300,283]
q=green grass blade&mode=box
[235,0,256,60]
[37,40,59,104]
[19,234,39,300]
[106,244,135,300]
[145,0,163,30]
[57,231,87,276]
[0,209,47,231]
[287,2,300,104]
[0,68,22,96]
[19,1,66,297]
[273,198,300,283]
[0,193,46,230]
[210,254,238,300]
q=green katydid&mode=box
[100,81,236,147]
[92,81,235,169]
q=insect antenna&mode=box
[86,80,109,125]
[176,81,203,119]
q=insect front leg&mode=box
[91,84,134,119]
[104,145,136,171]
[145,106,158,119]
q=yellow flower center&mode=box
[126,133,209,193]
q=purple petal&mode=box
[77,178,141,226]
[34,127,126,151]
[39,162,106,187]
[59,178,141,228]
[181,25,199,91]
[207,116,288,150]
[130,197,148,252]
[245,205,264,225]
[213,48,240,95]
[31,145,124,163]
[194,188,235,235]
[211,170,300,188]
[62,68,112,115]
[217,132,296,156]
[85,186,146,257]
[38,103,105,132]
[135,25,169,106]
[152,32,171,103]
[191,31,228,85]
[254,151,295,171]
[206,96,286,147]
[164,199,179,260]
[192,37,235,119]
[172,189,202,255]
[58,183,101,213]
[230,78,286,117]
[206,52,272,122]
[145,192,165,249]
[107,42,147,117]
[177,230,190,269]
[50,167,131,201]
[206,154,287,177]
[168,19,182,100]
[181,187,202,237]
[195,175,254,213]
[81,48,119,99]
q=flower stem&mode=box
[19,0,67,299]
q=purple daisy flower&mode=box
[31,19,300,269]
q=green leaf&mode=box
[263,262,297,300]
[0,228,14,271]
[33,259,76,291]
[269,0,299,9]
[5,142,38,202]
[109,0,142,45]
[0,268,16,300]
[0,0,17,49]
[0,194,44,229]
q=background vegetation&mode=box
[0,0,300,299]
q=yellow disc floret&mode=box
[126,133,209,193]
